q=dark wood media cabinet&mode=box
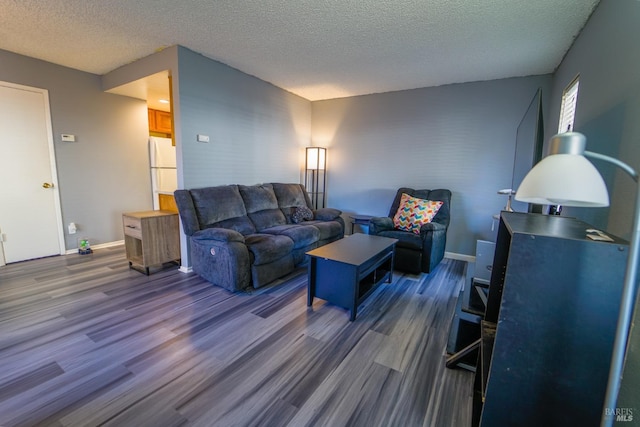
[473,212,628,426]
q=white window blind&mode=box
[558,76,580,133]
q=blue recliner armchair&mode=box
[369,187,451,274]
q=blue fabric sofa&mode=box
[174,183,344,292]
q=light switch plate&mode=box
[61,134,76,142]
[197,134,210,143]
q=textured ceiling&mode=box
[0,0,599,101]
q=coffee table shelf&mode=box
[306,234,397,321]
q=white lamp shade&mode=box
[306,147,326,170]
[515,154,610,207]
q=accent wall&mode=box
[312,75,552,256]
[175,47,310,190]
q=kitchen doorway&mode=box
[106,70,177,211]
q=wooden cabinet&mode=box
[122,210,180,274]
[473,212,628,426]
[148,108,172,135]
[158,193,178,212]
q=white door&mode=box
[0,82,65,264]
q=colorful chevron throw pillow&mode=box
[393,193,444,234]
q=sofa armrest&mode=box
[174,189,200,236]
[314,207,342,221]
[419,221,447,233]
[369,216,394,234]
[192,227,245,243]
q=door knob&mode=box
[42,182,54,189]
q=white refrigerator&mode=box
[149,136,177,210]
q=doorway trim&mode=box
[0,81,66,265]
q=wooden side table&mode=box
[122,210,180,274]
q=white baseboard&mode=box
[62,243,473,270]
[445,251,475,263]
[65,240,124,255]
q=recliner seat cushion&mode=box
[248,209,288,231]
[207,216,257,235]
[261,224,319,249]
[244,234,294,265]
[304,220,343,240]
[376,229,423,250]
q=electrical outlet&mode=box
[68,222,77,234]
[197,134,210,143]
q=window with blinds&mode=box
[558,76,580,133]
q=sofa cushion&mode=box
[240,184,288,230]
[261,224,320,249]
[305,220,343,241]
[239,184,278,212]
[314,207,342,221]
[248,209,288,231]
[189,185,256,235]
[272,183,310,208]
[208,216,257,235]
[393,193,443,234]
[244,234,294,266]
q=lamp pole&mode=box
[594,151,639,427]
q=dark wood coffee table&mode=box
[306,234,398,321]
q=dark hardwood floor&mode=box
[0,245,473,426]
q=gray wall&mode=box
[176,47,310,190]
[548,0,640,241]
[0,49,152,250]
[312,76,551,256]
[548,0,640,412]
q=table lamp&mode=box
[515,131,639,427]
